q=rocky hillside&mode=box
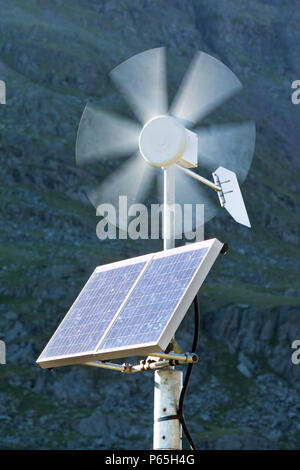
[0,0,299,449]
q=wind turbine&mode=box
[76,47,255,245]
[75,47,256,450]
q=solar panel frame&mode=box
[37,239,222,369]
[94,239,222,360]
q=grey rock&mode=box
[237,352,256,377]
[237,362,252,378]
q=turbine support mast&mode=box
[163,167,176,250]
[153,166,183,450]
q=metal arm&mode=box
[176,164,221,192]
[84,359,171,373]
[84,352,198,374]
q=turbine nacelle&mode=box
[139,115,198,169]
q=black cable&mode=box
[177,295,199,450]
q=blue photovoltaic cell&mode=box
[98,248,208,351]
[39,262,146,359]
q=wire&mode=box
[177,295,199,450]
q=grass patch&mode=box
[203,280,300,309]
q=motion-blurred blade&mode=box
[170,51,242,126]
[159,165,219,239]
[196,121,256,183]
[110,47,168,124]
[174,165,219,222]
[87,153,155,211]
[76,103,141,165]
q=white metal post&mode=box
[153,167,183,450]
[163,167,175,250]
[153,369,182,449]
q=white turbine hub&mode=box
[139,115,186,167]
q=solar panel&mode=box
[37,239,222,369]
[98,248,207,351]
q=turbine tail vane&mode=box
[213,166,251,228]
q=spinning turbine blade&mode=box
[76,104,141,165]
[110,47,168,124]
[87,153,155,211]
[196,121,256,182]
[174,166,218,223]
[170,51,242,126]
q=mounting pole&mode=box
[153,167,183,450]
[163,166,175,250]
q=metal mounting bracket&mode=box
[212,171,226,207]
[83,350,198,374]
